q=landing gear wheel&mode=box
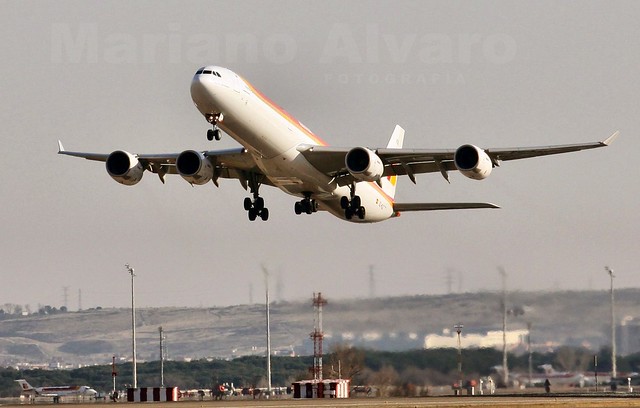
[244,172,268,221]
[341,194,364,220]
[245,196,269,221]
[207,128,221,141]
[294,196,319,216]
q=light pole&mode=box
[527,322,532,387]
[126,264,137,389]
[111,356,117,394]
[499,267,509,387]
[454,323,464,394]
[606,266,617,379]
[159,326,165,388]
[262,266,272,397]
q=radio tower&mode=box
[310,292,327,380]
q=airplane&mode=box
[16,379,98,403]
[58,65,619,223]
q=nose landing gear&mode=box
[205,113,223,141]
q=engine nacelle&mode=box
[106,150,144,186]
[454,144,493,180]
[176,150,214,185]
[345,147,384,182]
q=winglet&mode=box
[57,140,65,153]
[602,131,620,146]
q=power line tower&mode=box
[445,269,453,294]
[62,286,69,309]
[310,292,327,380]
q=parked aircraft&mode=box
[58,66,618,222]
[16,379,97,403]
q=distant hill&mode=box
[1,289,638,366]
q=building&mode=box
[424,328,528,349]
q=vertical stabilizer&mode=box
[380,125,404,199]
[16,379,34,392]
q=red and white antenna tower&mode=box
[310,292,327,380]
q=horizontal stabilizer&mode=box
[393,202,500,212]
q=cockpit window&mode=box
[196,69,223,77]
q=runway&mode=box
[4,395,640,408]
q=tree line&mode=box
[0,345,638,397]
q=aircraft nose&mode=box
[190,74,213,98]
[190,72,226,114]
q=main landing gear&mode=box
[294,193,318,215]
[244,173,268,221]
[340,186,365,220]
[244,196,269,221]
[205,113,223,141]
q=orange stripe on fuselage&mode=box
[242,77,395,210]
[242,79,328,147]
[370,181,395,205]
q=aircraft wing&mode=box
[57,142,266,186]
[393,202,500,211]
[299,131,619,185]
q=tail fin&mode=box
[16,379,34,392]
[380,125,404,199]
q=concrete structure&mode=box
[292,379,350,399]
[127,387,179,402]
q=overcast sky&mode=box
[1,1,637,311]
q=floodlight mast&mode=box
[159,326,165,387]
[606,266,617,379]
[262,266,272,397]
[454,323,464,393]
[126,264,137,389]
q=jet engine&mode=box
[106,150,144,185]
[176,150,214,185]
[345,147,384,182]
[454,144,493,180]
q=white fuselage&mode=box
[189,66,395,222]
[32,386,97,398]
